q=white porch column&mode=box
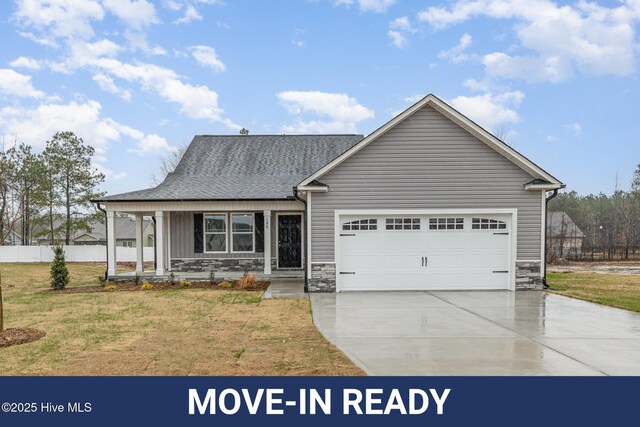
[263,210,271,275]
[135,214,143,273]
[155,210,165,276]
[107,210,117,276]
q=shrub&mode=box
[134,273,141,286]
[168,272,176,285]
[218,280,232,289]
[104,285,117,292]
[237,272,257,289]
[97,275,107,287]
[179,280,191,287]
[141,282,153,290]
[50,245,70,290]
[209,270,216,285]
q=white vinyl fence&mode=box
[0,245,155,263]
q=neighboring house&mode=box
[547,211,584,259]
[4,230,23,246]
[95,94,563,291]
[36,217,154,247]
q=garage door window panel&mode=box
[472,218,507,230]
[386,218,420,230]
[342,219,377,231]
[429,218,464,230]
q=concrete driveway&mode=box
[310,291,640,376]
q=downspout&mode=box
[95,202,108,281]
[293,188,308,293]
[542,189,559,289]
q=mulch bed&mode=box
[41,280,270,294]
[0,328,46,348]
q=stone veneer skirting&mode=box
[308,263,336,292]
[171,258,265,272]
[515,261,543,290]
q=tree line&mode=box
[549,165,640,260]
[0,132,105,246]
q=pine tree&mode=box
[50,245,69,290]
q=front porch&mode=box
[102,199,307,281]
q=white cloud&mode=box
[13,0,105,40]
[148,45,167,56]
[387,16,417,48]
[292,39,306,48]
[387,30,407,48]
[450,91,524,130]
[463,78,490,92]
[483,52,572,82]
[335,0,397,13]
[565,122,582,135]
[46,39,238,128]
[163,0,183,11]
[18,31,59,48]
[174,4,202,24]
[419,0,640,81]
[102,0,158,29]
[278,90,374,134]
[92,73,132,101]
[9,56,42,70]
[404,94,425,103]
[0,100,117,152]
[0,69,45,99]
[189,46,226,72]
[115,123,176,154]
[389,16,413,31]
[438,33,473,63]
[0,99,175,158]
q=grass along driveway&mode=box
[546,272,640,313]
[0,263,363,376]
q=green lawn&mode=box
[0,262,363,376]
[547,272,640,313]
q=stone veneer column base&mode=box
[308,263,336,292]
[515,261,543,290]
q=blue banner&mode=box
[0,377,636,426]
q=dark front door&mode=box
[278,215,302,269]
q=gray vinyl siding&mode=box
[170,211,277,259]
[310,104,543,262]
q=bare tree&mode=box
[152,144,188,185]
[493,126,513,145]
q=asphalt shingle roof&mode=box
[98,134,363,201]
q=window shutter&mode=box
[255,212,264,253]
[194,213,203,253]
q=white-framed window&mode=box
[231,213,255,253]
[429,217,464,230]
[386,218,420,230]
[204,213,227,253]
[472,218,507,230]
[342,219,377,231]
[121,241,133,247]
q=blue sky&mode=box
[1,0,639,197]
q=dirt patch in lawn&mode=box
[548,261,640,275]
[0,328,46,348]
[41,280,270,294]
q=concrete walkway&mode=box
[263,279,307,299]
[310,291,640,376]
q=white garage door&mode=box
[337,213,512,291]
